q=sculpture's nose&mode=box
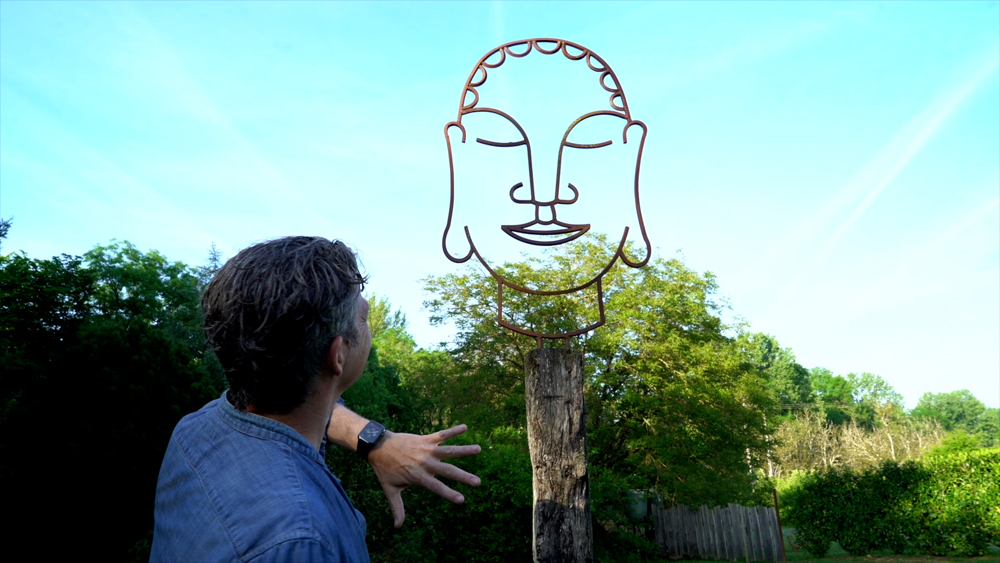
[533,176,561,209]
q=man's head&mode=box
[202,236,367,414]
[443,38,650,293]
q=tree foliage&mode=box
[809,367,854,424]
[423,235,776,508]
[737,333,813,410]
[912,390,998,447]
[333,300,535,563]
[1,241,224,558]
[784,450,1000,557]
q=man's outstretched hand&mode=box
[367,425,481,528]
[326,404,482,528]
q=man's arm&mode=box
[326,401,481,528]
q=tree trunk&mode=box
[525,348,593,563]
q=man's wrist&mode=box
[356,420,386,460]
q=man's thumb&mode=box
[384,487,406,529]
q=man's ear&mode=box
[325,336,346,378]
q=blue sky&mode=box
[2,1,997,408]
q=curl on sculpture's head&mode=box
[456,38,633,121]
[442,38,652,344]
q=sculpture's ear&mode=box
[445,121,467,144]
[619,120,650,268]
[443,122,473,263]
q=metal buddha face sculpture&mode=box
[443,38,651,344]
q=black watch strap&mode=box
[357,421,386,461]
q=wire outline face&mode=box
[442,38,651,343]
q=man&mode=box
[151,236,480,562]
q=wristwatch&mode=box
[356,421,386,461]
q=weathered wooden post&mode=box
[525,348,592,563]
[441,38,652,563]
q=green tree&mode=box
[423,235,775,509]
[332,297,534,562]
[0,252,95,431]
[912,389,987,432]
[367,294,418,373]
[926,430,982,458]
[0,216,11,249]
[809,367,854,424]
[196,242,223,287]
[1,241,225,558]
[976,407,999,448]
[846,372,904,429]
[912,390,998,448]
[737,332,813,409]
[847,372,904,407]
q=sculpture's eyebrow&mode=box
[476,138,527,147]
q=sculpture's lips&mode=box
[501,220,590,246]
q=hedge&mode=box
[782,449,1000,557]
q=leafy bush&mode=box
[1,245,225,558]
[926,430,983,458]
[783,449,1000,557]
[909,449,1000,556]
[331,424,534,563]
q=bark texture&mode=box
[525,348,593,563]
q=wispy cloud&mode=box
[112,4,313,212]
[814,48,1000,262]
[924,194,1000,257]
[741,43,1000,324]
[848,192,1000,312]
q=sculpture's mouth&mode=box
[501,220,590,246]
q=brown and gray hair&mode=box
[202,236,367,414]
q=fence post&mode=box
[653,504,663,556]
[737,505,750,563]
[719,506,733,561]
[708,505,716,559]
[701,506,707,558]
[750,505,761,562]
[772,489,787,563]
[756,506,770,562]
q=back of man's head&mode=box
[202,236,366,414]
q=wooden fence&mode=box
[652,503,785,562]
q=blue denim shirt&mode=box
[151,392,369,562]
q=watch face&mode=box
[360,423,383,444]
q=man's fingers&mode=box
[424,459,482,487]
[434,444,482,460]
[430,424,468,443]
[420,476,466,504]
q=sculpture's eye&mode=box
[476,138,527,148]
[564,139,611,149]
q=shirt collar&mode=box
[216,391,328,466]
